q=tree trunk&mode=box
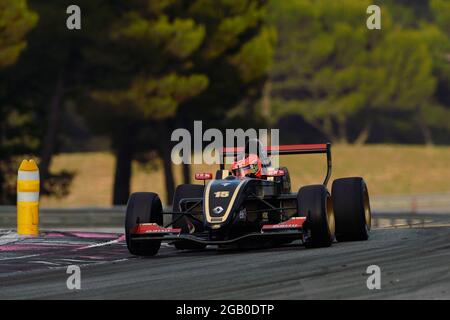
[337,119,348,144]
[182,163,191,185]
[418,117,434,146]
[0,161,4,204]
[112,124,134,205]
[354,122,372,145]
[177,117,191,184]
[320,117,336,142]
[159,120,175,205]
[40,72,65,188]
[262,81,271,119]
[0,120,4,203]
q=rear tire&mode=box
[172,184,206,250]
[125,192,163,256]
[297,185,335,248]
[332,177,371,242]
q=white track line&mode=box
[77,238,123,250]
[0,254,40,261]
[58,258,96,262]
[29,260,61,266]
[0,231,20,245]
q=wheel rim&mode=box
[326,195,335,237]
[363,186,371,230]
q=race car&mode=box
[125,140,371,256]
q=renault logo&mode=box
[213,206,224,214]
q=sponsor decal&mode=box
[262,217,305,230]
[213,206,224,214]
[133,223,181,234]
[239,208,247,220]
[214,191,230,198]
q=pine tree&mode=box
[0,0,37,203]
[85,0,274,204]
[268,0,447,144]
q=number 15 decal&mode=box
[214,191,229,198]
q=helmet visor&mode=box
[232,162,258,177]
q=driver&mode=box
[231,154,262,178]
[230,138,270,178]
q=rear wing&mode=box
[220,143,332,186]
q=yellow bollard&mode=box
[17,159,40,236]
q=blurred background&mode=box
[0,0,449,211]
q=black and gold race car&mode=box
[125,141,371,256]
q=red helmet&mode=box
[231,154,262,178]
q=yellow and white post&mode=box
[17,159,40,236]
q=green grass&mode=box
[41,144,450,207]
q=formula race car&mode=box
[125,140,371,256]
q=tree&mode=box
[267,0,447,144]
[86,0,274,204]
[174,0,276,184]
[427,0,450,141]
[378,0,450,144]
[3,0,106,198]
[268,0,384,142]
[84,1,209,204]
[0,0,37,203]
[0,0,37,68]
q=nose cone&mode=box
[18,159,39,172]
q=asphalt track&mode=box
[0,214,449,300]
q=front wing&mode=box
[129,217,306,246]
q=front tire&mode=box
[332,177,371,242]
[297,185,335,248]
[125,192,163,256]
